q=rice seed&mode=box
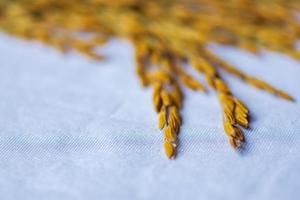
[149,71,172,84]
[161,90,173,106]
[153,83,162,113]
[224,108,235,124]
[164,140,175,159]
[224,123,244,148]
[169,106,181,125]
[234,99,249,114]
[164,125,177,143]
[236,114,249,128]
[158,107,167,130]
[170,84,183,108]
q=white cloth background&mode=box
[0,34,299,200]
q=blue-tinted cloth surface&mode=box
[0,34,300,200]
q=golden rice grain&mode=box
[152,83,162,113]
[158,107,167,130]
[164,126,177,143]
[236,115,249,128]
[161,90,173,106]
[170,84,183,108]
[164,140,175,159]
[149,71,172,84]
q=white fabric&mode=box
[0,34,299,200]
